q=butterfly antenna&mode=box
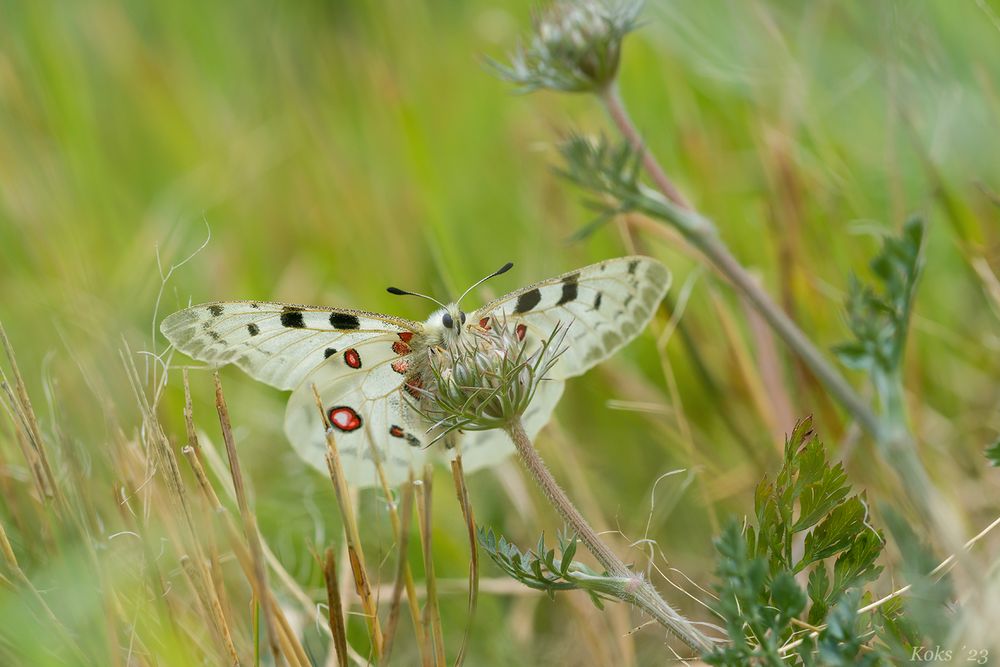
[457,261,514,305]
[386,286,448,310]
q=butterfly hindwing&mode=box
[472,256,670,380]
[283,332,427,486]
[161,301,421,391]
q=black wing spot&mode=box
[330,312,360,330]
[593,292,603,310]
[627,259,639,274]
[208,305,223,317]
[324,347,337,359]
[557,274,579,306]
[208,330,221,341]
[280,307,305,328]
[250,302,260,309]
[247,323,260,336]
[514,288,542,314]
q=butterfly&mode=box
[160,256,671,487]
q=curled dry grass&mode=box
[0,320,481,666]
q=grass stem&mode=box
[598,84,882,440]
[505,417,714,653]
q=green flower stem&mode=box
[505,417,715,653]
[599,83,883,440]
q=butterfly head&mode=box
[426,305,468,344]
[387,261,513,345]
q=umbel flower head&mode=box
[419,318,567,437]
[493,0,643,94]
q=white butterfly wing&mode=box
[160,301,421,391]
[283,332,427,488]
[473,256,670,380]
[450,378,565,472]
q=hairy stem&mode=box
[505,418,715,653]
[599,83,882,440]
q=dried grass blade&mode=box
[323,547,350,667]
[416,466,446,667]
[382,480,415,663]
[310,383,384,659]
[450,457,478,667]
[214,372,283,665]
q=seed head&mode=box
[419,318,567,436]
[493,0,643,94]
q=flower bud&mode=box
[494,0,642,94]
[419,318,566,434]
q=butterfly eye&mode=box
[442,312,454,329]
[459,311,467,325]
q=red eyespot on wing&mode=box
[391,359,409,374]
[328,406,362,432]
[398,332,414,343]
[343,348,362,369]
[392,341,411,355]
[389,425,404,438]
[478,317,490,329]
[515,323,527,341]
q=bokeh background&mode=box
[2,1,999,664]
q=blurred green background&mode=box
[1,1,999,664]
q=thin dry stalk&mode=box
[382,480,418,663]
[450,457,479,667]
[0,387,50,502]
[359,420,426,657]
[416,466,446,667]
[505,417,714,653]
[323,548,350,667]
[123,352,240,665]
[214,372,283,665]
[599,86,881,440]
[179,555,233,665]
[174,376,220,513]
[707,289,777,438]
[0,321,58,501]
[188,421,371,667]
[310,384,385,659]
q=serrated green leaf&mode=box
[807,565,830,605]
[800,497,867,567]
[793,451,850,532]
[831,530,884,594]
[754,477,774,523]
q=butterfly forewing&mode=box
[161,301,421,391]
[472,256,670,380]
